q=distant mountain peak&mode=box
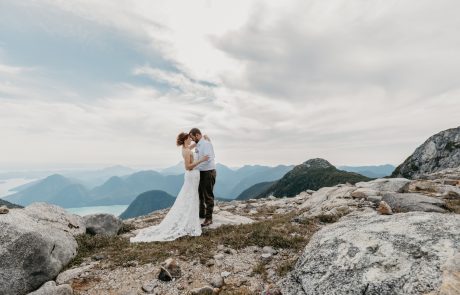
[302,158,333,169]
[45,174,69,181]
[256,158,369,198]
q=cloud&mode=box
[0,1,178,99]
[0,0,459,169]
[213,0,460,101]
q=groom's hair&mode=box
[189,128,201,136]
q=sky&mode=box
[0,0,459,170]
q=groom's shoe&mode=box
[201,219,213,227]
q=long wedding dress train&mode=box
[130,169,202,242]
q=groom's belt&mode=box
[200,169,216,172]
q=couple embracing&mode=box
[131,128,216,242]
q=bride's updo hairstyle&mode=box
[176,132,189,146]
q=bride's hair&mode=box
[176,132,189,146]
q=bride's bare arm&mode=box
[183,150,209,171]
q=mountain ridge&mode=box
[257,158,371,198]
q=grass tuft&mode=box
[275,258,297,277]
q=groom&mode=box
[189,128,216,227]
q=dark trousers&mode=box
[199,170,216,219]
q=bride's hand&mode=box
[202,155,210,162]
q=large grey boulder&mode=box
[381,192,447,213]
[0,209,78,295]
[83,213,122,236]
[280,211,460,295]
[392,126,460,179]
[27,281,73,295]
[24,203,85,236]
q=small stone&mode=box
[275,208,286,214]
[161,258,181,278]
[190,286,215,295]
[56,264,94,285]
[158,267,172,281]
[206,259,215,267]
[261,253,272,261]
[0,205,9,214]
[92,254,106,261]
[377,201,393,215]
[351,191,367,199]
[142,281,157,293]
[210,275,224,288]
[217,245,225,251]
[122,261,138,267]
[83,213,122,236]
[262,246,278,255]
[213,253,225,260]
[177,283,186,290]
[221,271,231,278]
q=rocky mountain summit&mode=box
[256,158,370,198]
[2,166,458,295]
[392,126,460,179]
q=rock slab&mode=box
[24,202,86,236]
[281,211,460,295]
[0,209,77,295]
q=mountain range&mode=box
[2,163,294,207]
[1,160,398,208]
[0,165,135,187]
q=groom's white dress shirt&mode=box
[195,139,216,171]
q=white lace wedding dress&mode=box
[130,163,202,242]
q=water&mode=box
[66,205,129,217]
[0,178,37,198]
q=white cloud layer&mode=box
[0,0,459,170]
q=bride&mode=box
[130,132,209,242]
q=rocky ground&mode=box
[64,171,459,295]
[65,194,318,295]
[1,169,459,295]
